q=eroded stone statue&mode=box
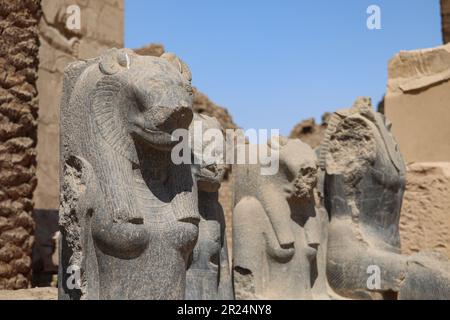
[59,48,200,300]
[232,137,330,299]
[320,97,450,299]
[185,114,234,300]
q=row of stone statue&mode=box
[58,49,450,300]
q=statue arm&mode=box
[258,183,295,248]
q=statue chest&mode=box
[132,171,198,249]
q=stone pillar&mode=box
[0,0,41,290]
[384,39,450,284]
[441,0,450,44]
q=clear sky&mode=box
[125,0,442,136]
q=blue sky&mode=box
[125,0,442,136]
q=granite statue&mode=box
[59,48,200,300]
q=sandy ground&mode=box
[0,287,57,300]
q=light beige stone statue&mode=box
[232,137,330,299]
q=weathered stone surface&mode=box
[59,49,199,300]
[186,114,233,300]
[385,43,450,163]
[0,287,57,300]
[232,137,330,299]
[0,0,41,290]
[320,97,450,299]
[35,0,124,210]
[400,162,450,258]
[31,209,58,287]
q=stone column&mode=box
[0,0,41,290]
[441,0,450,44]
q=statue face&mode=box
[188,114,226,192]
[97,49,194,152]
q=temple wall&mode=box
[35,0,124,210]
[385,43,450,258]
[400,163,450,258]
[385,43,450,163]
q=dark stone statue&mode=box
[59,48,200,300]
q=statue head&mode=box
[189,113,226,192]
[61,48,200,227]
[92,48,194,163]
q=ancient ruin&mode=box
[1,0,450,302]
[442,0,450,44]
[59,49,199,299]
[186,114,233,300]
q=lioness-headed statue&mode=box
[232,137,331,299]
[59,48,200,300]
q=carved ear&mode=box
[62,60,91,108]
[99,48,133,75]
[160,52,192,82]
